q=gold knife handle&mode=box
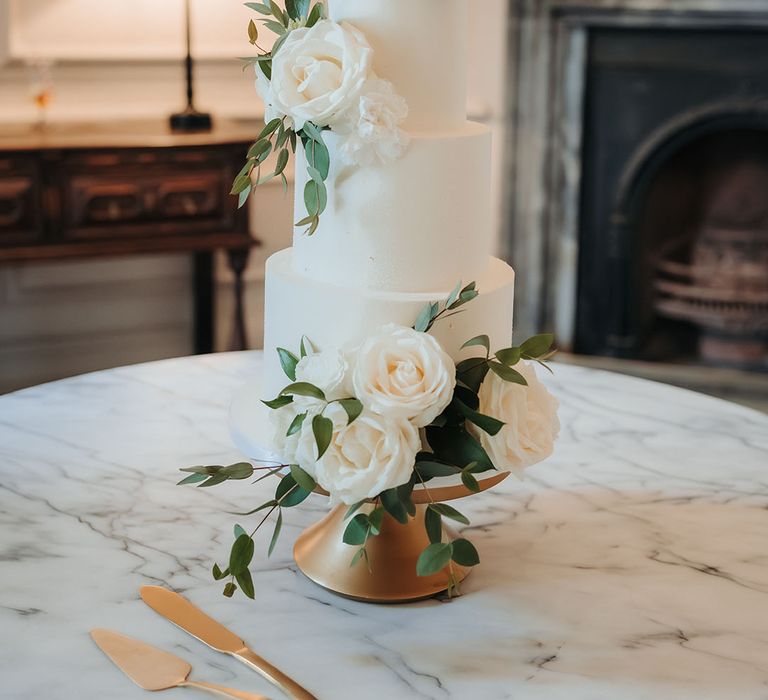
[233,648,318,700]
[181,679,270,700]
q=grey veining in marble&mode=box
[1,352,768,699]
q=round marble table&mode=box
[1,352,767,700]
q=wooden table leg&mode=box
[193,251,214,354]
[227,247,250,351]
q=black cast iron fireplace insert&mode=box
[575,26,768,369]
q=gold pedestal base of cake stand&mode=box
[293,471,509,603]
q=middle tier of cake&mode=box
[292,121,492,293]
[262,248,515,398]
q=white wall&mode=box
[0,0,510,392]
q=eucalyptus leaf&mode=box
[274,148,289,176]
[461,470,480,493]
[306,2,323,26]
[452,398,505,436]
[234,523,247,539]
[212,563,230,581]
[380,488,409,525]
[520,333,555,359]
[263,19,287,35]
[221,462,254,480]
[279,382,325,401]
[338,398,363,424]
[446,280,462,308]
[368,507,385,536]
[290,464,316,492]
[461,334,490,353]
[248,19,259,43]
[343,513,369,545]
[451,538,480,567]
[235,568,255,599]
[267,510,283,557]
[489,361,528,385]
[247,139,272,161]
[345,500,367,520]
[455,357,489,394]
[277,347,299,381]
[230,173,251,196]
[299,335,314,358]
[267,0,287,25]
[426,426,495,472]
[258,117,282,140]
[199,472,229,488]
[312,414,333,459]
[413,303,434,333]
[229,534,254,575]
[286,411,307,437]
[495,346,522,367]
[302,121,325,143]
[262,395,294,410]
[177,472,207,486]
[425,507,442,545]
[429,502,470,525]
[416,542,453,577]
[238,185,251,209]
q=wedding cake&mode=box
[261,0,516,397]
[184,0,559,602]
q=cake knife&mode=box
[140,586,318,700]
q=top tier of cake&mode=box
[329,0,468,131]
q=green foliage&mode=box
[277,347,299,381]
[416,543,453,577]
[177,462,255,488]
[451,539,480,567]
[413,281,479,333]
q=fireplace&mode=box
[504,2,768,375]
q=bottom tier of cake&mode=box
[262,248,516,397]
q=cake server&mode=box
[90,628,269,700]
[140,586,317,700]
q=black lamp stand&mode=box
[170,0,212,132]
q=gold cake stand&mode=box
[293,472,509,603]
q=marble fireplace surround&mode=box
[504,0,768,344]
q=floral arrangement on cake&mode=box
[232,0,409,234]
[180,285,560,599]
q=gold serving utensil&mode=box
[90,629,269,700]
[140,586,317,700]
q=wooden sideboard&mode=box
[0,119,260,353]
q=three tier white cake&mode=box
[262,0,516,398]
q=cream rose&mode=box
[311,405,420,505]
[352,324,456,428]
[268,20,372,132]
[338,77,410,166]
[469,361,560,474]
[295,348,350,403]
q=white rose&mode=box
[352,324,456,428]
[312,405,420,505]
[268,404,302,464]
[295,348,350,403]
[254,67,293,129]
[469,362,560,475]
[337,77,410,166]
[269,20,372,132]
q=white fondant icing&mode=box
[293,122,493,292]
[263,248,515,397]
[329,0,468,131]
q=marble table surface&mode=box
[1,352,768,700]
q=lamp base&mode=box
[169,108,212,132]
[294,503,470,604]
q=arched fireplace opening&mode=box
[630,124,768,369]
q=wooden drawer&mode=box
[0,155,43,245]
[63,168,229,240]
